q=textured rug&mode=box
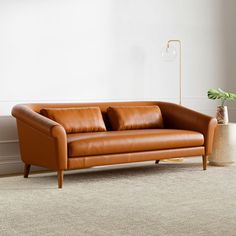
[0,159,236,236]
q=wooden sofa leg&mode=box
[58,170,64,189]
[202,155,208,170]
[24,164,31,178]
[155,160,160,164]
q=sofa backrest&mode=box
[26,101,161,131]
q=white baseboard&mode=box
[0,160,25,175]
[0,156,46,175]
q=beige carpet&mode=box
[0,159,236,236]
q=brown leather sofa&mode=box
[12,101,217,188]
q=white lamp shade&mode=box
[161,45,177,61]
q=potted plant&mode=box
[207,88,236,124]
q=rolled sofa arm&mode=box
[157,102,217,155]
[12,104,67,170]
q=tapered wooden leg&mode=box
[202,155,208,170]
[58,170,64,189]
[155,160,160,164]
[24,164,31,178]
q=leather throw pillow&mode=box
[107,105,164,131]
[40,107,106,133]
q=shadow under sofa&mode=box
[12,101,217,188]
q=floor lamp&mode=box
[161,39,184,163]
[162,39,182,105]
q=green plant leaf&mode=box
[207,88,236,105]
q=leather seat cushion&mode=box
[67,129,204,157]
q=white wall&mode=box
[1,0,236,174]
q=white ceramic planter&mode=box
[216,106,228,124]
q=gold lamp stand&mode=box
[166,40,182,105]
[161,39,184,163]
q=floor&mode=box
[0,158,236,236]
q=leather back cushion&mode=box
[107,106,164,131]
[40,107,106,133]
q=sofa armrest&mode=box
[12,104,67,170]
[12,104,61,136]
[157,102,217,155]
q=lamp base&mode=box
[161,158,184,163]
